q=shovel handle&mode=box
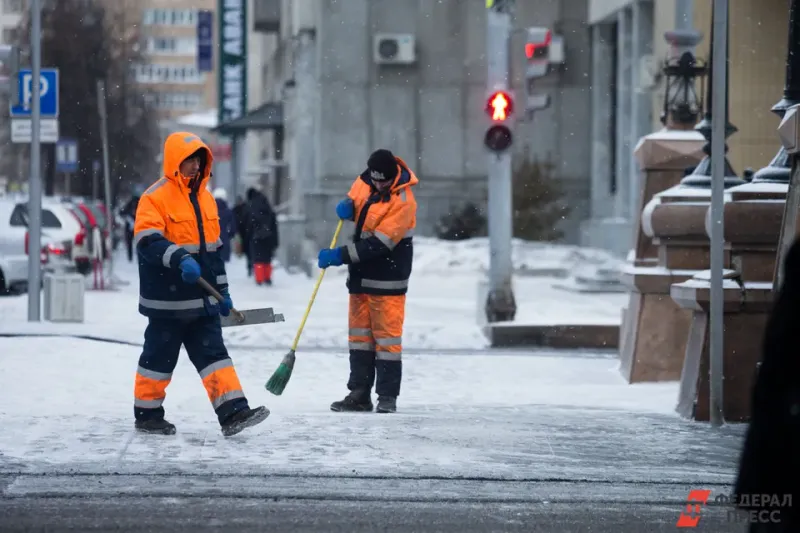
[198,277,245,323]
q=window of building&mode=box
[1,27,17,44]
[133,64,205,85]
[2,0,23,14]
[146,37,197,55]
[143,8,198,27]
[151,91,203,111]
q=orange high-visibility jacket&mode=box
[341,156,418,296]
[133,132,228,318]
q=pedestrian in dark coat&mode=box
[213,188,237,263]
[232,196,251,276]
[734,237,800,532]
[120,193,140,262]
[245,188,279,285]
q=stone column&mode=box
[620,10,746,384]
[671,0,800,422]
[618,30,707,383]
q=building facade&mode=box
[583,0,789,255]
[253,0,594,246]
[0,0,23,44]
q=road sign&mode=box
[10,68,59,117]
[197,10,213,72]
[10,117,58,143]
[56,138,79,173]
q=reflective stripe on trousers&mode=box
[198,358,246,409]
[134,365,173,408]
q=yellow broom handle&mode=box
[290,219,344,350]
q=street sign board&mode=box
[9,68,59,117]
[11,117,58,143]
[56,138,79,173]
[197,10,213,72]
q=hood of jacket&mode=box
[162,132,214,188]
[390,156,419,193]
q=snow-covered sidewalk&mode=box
[0,336,744,484]
[0,239,745,485]
[0,238,627,350]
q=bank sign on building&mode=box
[218,0,247,126]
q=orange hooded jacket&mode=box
[133,132,228,318]
[340,156,418,296]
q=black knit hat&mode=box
[367,149,398,182]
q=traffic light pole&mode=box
[27,0,42,321]
[485,1,517,322]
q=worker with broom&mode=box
[317,149,419,414]
[133,132,269,436]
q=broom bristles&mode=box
[265,351,296,395]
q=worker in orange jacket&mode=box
[317,149,418,414]
[133,132,269,436]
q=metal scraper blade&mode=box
[220,307,286,328]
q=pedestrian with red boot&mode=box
[245,188,279,286]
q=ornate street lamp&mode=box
[680,5,744,189]
[661,29,706,128]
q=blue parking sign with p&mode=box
[9,69,59,117]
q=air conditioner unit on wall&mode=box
[373,33,416,65]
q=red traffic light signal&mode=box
[525,28,552,59]
[485,91,513,121]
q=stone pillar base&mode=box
[619,268,694,382]
[670,272,773,422]
[277,215,308,274]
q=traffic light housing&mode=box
[484,89,514,153]
[525,27,551,79]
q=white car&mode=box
[0,199,83,294]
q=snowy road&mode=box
[0,491,746,532]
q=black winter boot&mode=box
[330,391,373,412]
[376,396,397,413]
[221,406,270,437]
[135,418,177,435]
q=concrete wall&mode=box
[307,0,592,247]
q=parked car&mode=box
[60,204,93,275]
[0,199,88,293]
[59,197,111,261]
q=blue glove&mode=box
[318,247,344,269]
[335,198,354,220]
[179,255,201,284]
[218,291,233,317]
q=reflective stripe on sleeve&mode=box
[134,228,163,247]
[347,243,361,264]
[162,244,182,268]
